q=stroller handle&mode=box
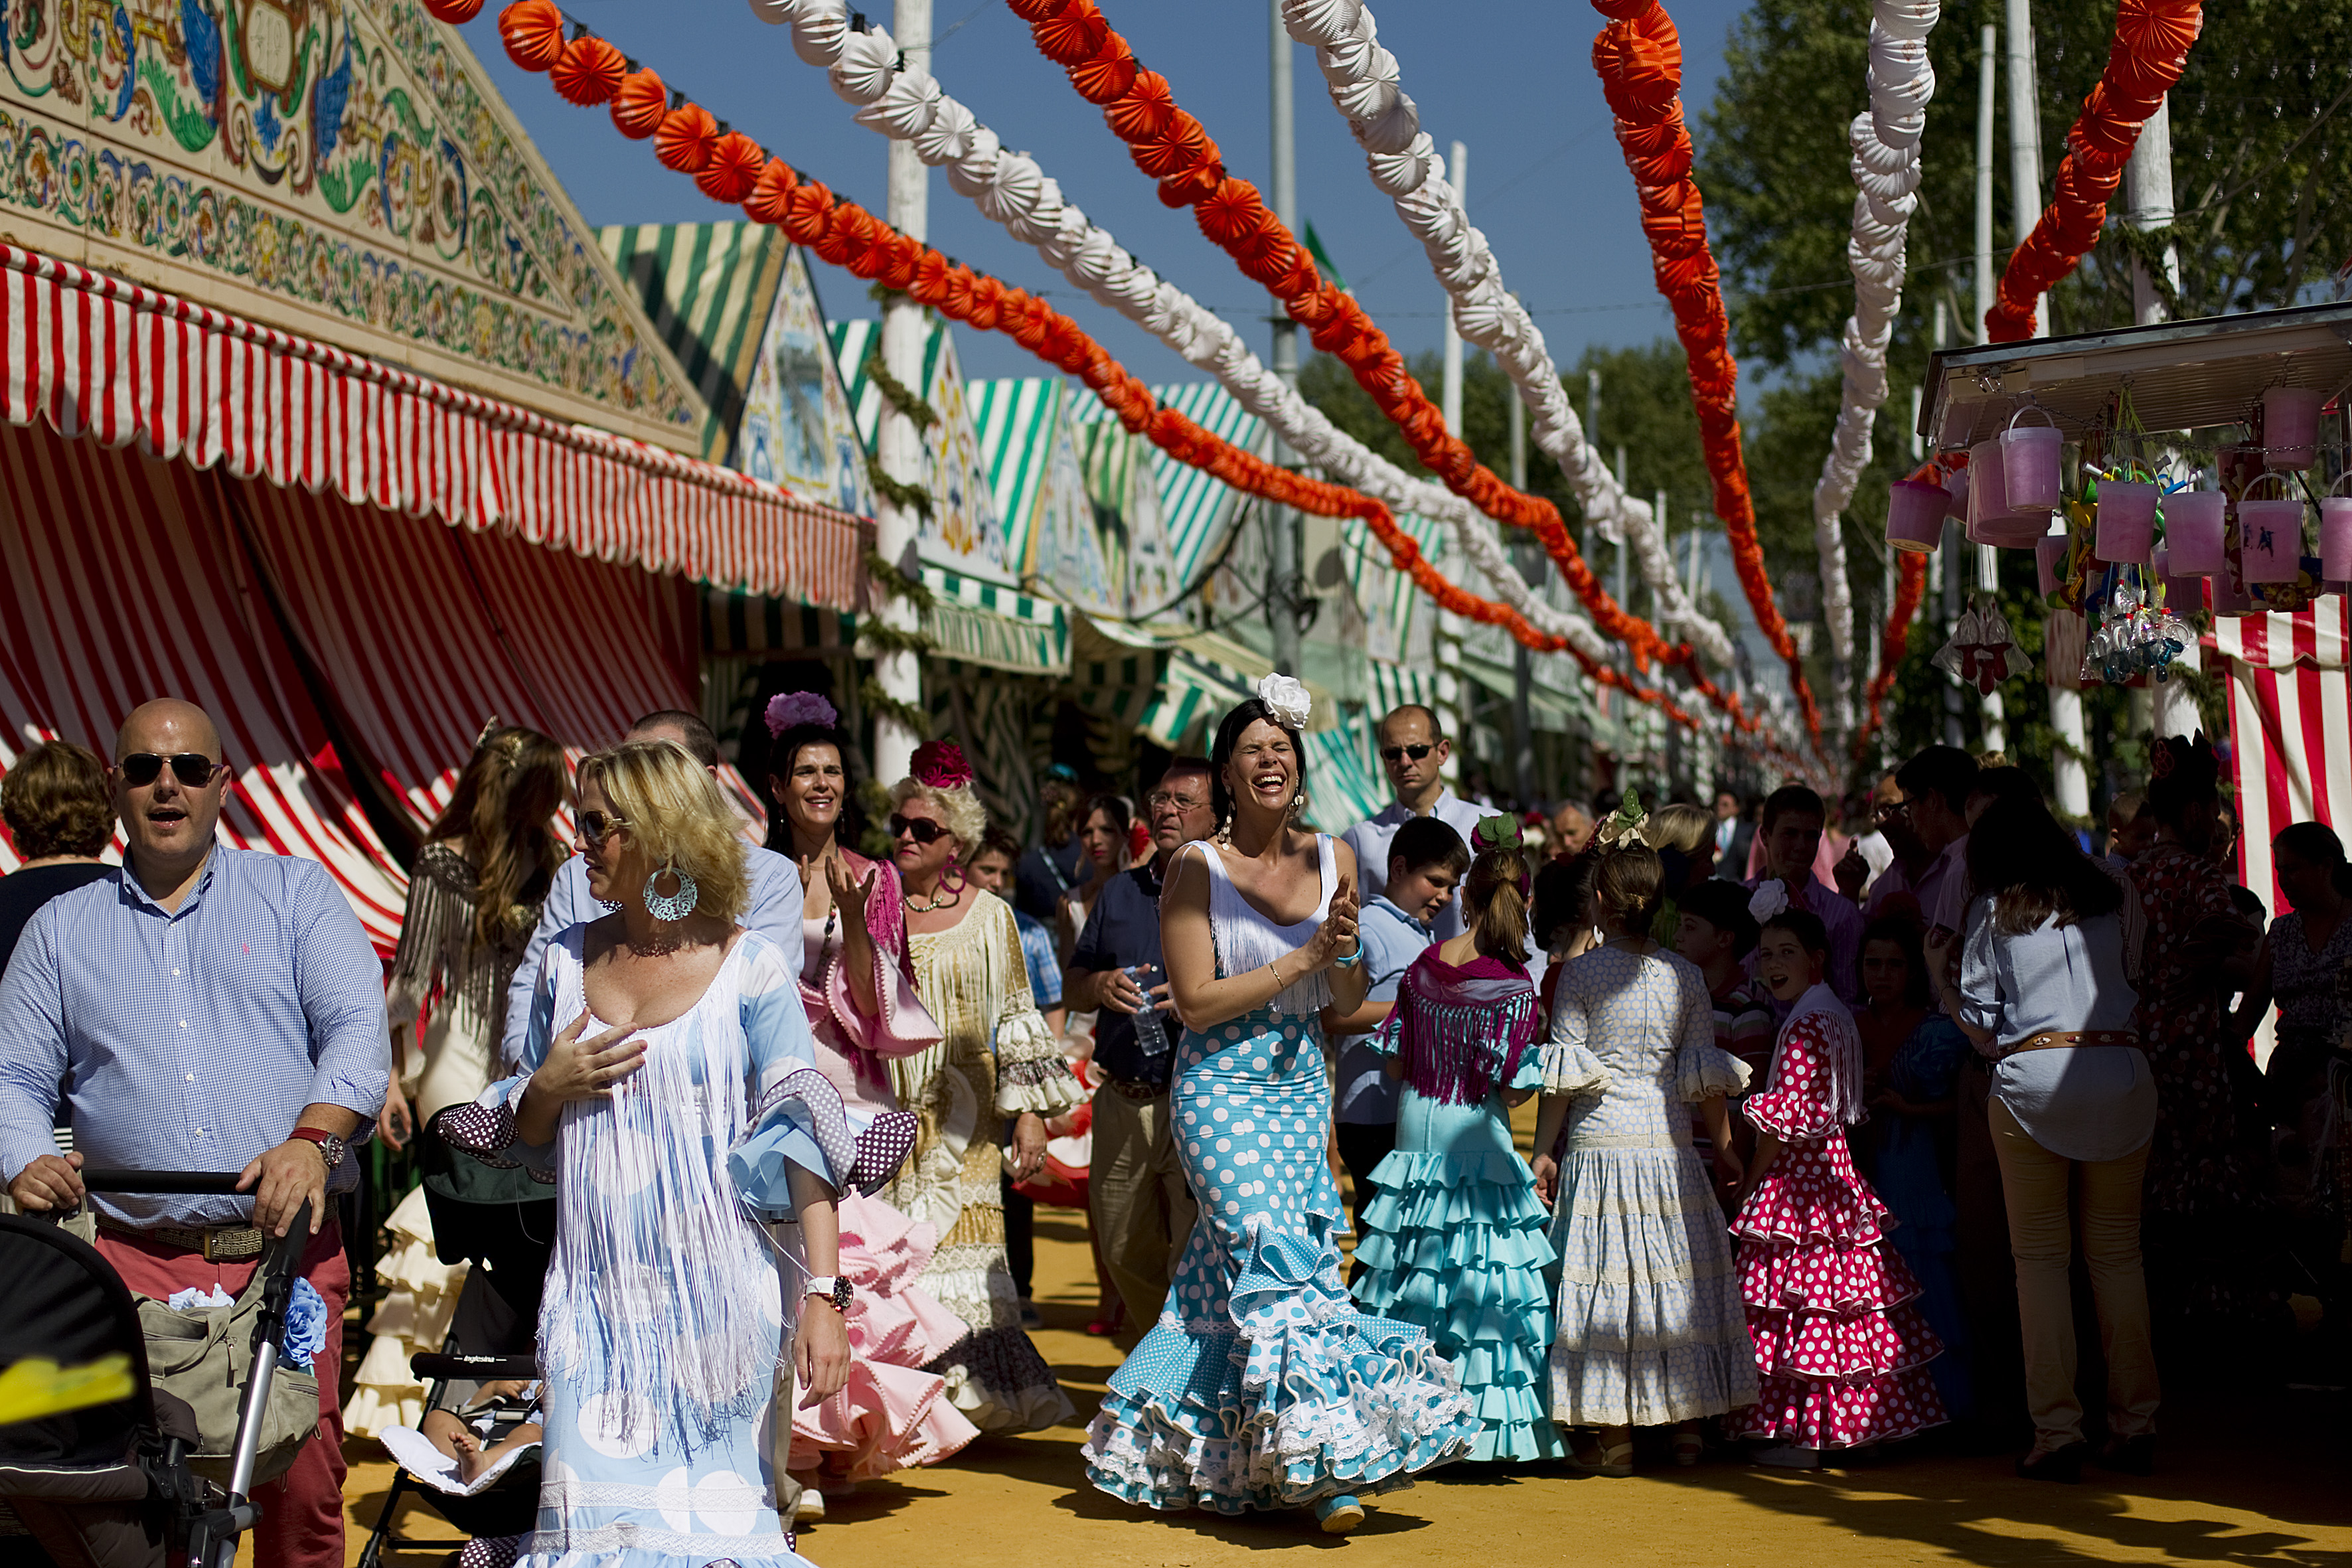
[80,1169,252,1195]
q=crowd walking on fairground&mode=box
[1,673,2345,1567]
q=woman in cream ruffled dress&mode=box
[347,726,566,1437]
[883,741,1082,1433]
[1532,832,1757,1477]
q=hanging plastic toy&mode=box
[2079,575,2195,685]
[1933,597,2033,696]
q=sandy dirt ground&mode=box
[333,1198,2352,1568]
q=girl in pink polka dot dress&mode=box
[1733,906,1948,1466]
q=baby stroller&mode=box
[0,1171,312,1568]
[353,1107,551,1568]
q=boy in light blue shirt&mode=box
[1319,817,1470,1276]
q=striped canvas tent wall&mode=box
[2214,597,2351,918]
[1071,381,1263,595]
[598,223,788,465]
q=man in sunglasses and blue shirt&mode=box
[500,710,803,1069]
[0,698,388,1568]
[1339,705,1487,941]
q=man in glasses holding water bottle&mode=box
[1062,759,1216,1330]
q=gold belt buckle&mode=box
[200,1226,258,1262]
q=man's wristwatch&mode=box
[287,1127,348,1170]
[804,1275,854,1312]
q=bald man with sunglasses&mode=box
[0,698,386,1568]
[1339,705,1486,941]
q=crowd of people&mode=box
[0,676,2345,1566]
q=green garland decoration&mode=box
[862,349,937,433]
[865,451,935,521]
[859,677,929,737]
[858,619,933,656]
[862,549,937,611]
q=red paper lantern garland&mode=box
[1584,0,1822,747]
[1984,0,2203,342]
[489,5,1793,753]
[997,0,1699,683]
[496,0,564,72]
[420,0,486,23]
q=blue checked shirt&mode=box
[0,846,389,1228]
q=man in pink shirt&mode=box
[1881,745,1979,937]
[1745,784,1866,1003]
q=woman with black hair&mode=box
[1928,793,2154,1480]
[2233,822,2352,1212]
[2120,734,2260,1226]
[1081,678,1476,1533]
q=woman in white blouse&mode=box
[1927,795,2156,1484]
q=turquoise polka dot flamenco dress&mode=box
[1080,837,1479,1515]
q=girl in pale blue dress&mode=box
[1352,817,1565,1464]
[1533,838,1757,1476]
[1081,682,1477,1534]
[447,741,915,1568]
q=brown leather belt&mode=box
[1103,1076,1168,1103]
[96,1214,266,1261]
[2003,1029,2140,1059]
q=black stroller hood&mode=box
[0,1214,161,1473]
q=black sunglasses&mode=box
[577,810,629,842]
[1380,743,1435,763]
[888,813,949,844]
[118,753,226,788]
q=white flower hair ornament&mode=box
[1256,672,1314,731]
[1747,878,1790,924]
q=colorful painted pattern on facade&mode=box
[740,246,871,516]
[0,0,702,444]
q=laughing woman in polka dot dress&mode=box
[448,741,914,1568]
[1081,678,1478,1535]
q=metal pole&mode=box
[1267,1,1303,682]
[1508,388,1537,809]
[1425,137,1468,783]
[1975,23,1997,342]
[2126,96,2178,326]
[872,0,932,784]
[2004,0,2043,337]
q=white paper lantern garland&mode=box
[1810,0,1941,724]
[745,0,1661,676]
[1277,0,1738,670]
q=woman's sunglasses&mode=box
[888,813,948,844]
[117,753,227,788]
[577,810,629,842]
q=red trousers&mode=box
[94,1223,351,1568]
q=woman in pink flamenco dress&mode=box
[1734,900,1948,1467]
[765,696,980,1508]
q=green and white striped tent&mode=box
[599,221,783,464]
[1070,381,1263,599]
[832,320,1067,674]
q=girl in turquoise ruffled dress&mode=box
[1352,817,1565,1464]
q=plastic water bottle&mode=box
[1127,963,1170,1062]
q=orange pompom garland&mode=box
[421,0,485,23]
[609,69,669,139]
[550,35,626,106]
[496,0,564,72]
[500,22,1786,754]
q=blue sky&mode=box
[471,0,1755,383]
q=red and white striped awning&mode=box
[2210,597,2351,917]
[0,242,867,609]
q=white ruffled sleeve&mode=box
[986,901,1083,1117]
[1672,961,1752,1103]
[1539,961,1612,1097]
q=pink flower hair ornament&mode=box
[765,691,838,737]
[911,739,975,792]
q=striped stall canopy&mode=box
[1304,725,1388,832]
[702,591,857,656]
[0,419,407,944]
[969,376,1064,574]
[1366,657,1444,721]
[923,567,1070,675]
[597,222,787,463]
[1342,511,1443,666]
[1071,380,1263,591]
[0,243,867,609]
[1065,617,1170,732]
[2212,597,2351,919]
[1137,647,1259,750]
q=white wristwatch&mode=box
[805,1275,853,1311]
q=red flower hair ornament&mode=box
[911,740,975,792]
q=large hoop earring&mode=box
[939,856,969,896]
[644,862,700,922]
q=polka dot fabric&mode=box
[1734,1018,1948,1449]
[1081,1006,1479,1512]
